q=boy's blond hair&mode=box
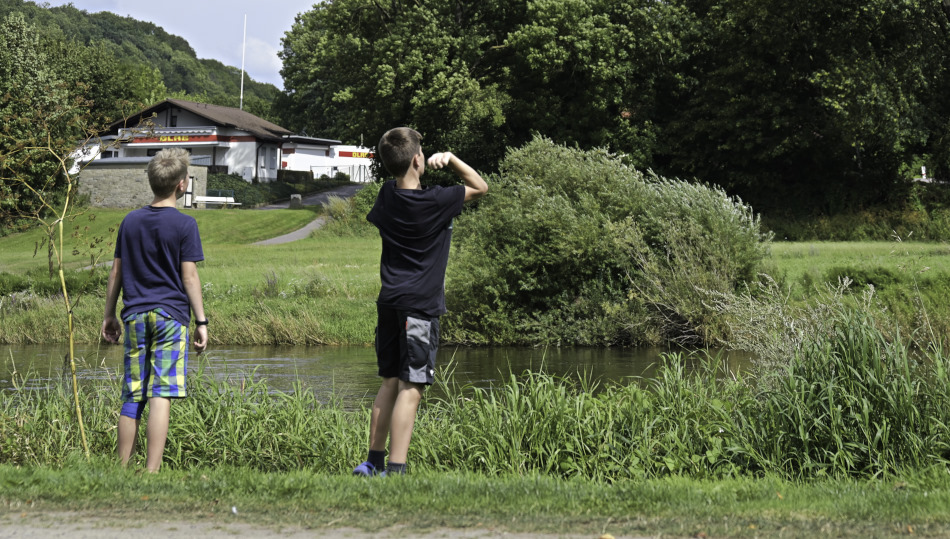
[378,127,422,177]
[147,148,190,197]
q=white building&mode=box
[80,99,375,183]
[282,137,374,183]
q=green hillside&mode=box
[0,0,279,121]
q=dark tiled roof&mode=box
[108,99,294,142]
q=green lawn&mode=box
[770,240,950,283]
[0,206,323,274]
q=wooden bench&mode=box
[194,195,242,207]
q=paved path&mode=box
[257,183,365,210]
[252,183,366,246]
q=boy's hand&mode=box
[101,316,121,344]
[428,151,488,202]
[193,325,208,353]
[427,152,455,170]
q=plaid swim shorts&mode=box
[122,307,189,401]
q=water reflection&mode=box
[0,343,753,408]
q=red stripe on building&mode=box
[129,134,258,144]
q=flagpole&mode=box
[240,13,247,110]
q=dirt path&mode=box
[1,511,642,539]
[251,183,365,246]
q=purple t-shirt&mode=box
[367,181,465,317]
[114,206,204,325]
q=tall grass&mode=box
[5,300,949,480]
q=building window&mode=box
[170,115,178,127]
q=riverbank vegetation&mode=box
[3,294,948,479]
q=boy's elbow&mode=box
[465,181,488,202]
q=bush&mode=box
[276,170,312,184]
[443,136,771,346]
[764,183,950,241]
[206,174,271,207]
[207,172,355,208]
[319,182,380,237]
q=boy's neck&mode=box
[395,170,422,190]
[395,177,421,190]
[150,180,185,207]
[149,194,179,208]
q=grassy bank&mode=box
[3,462,950,537]
[2,201,950,346]
[0,207,380,345]
[4,302,949,478]
[3,320,950,535]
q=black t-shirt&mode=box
[367,181,466,316]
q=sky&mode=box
[43,0,319,88]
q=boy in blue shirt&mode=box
[354,127,488,476]
[101,147,208,473]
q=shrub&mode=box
[443,136,771,346]
[207,173,270,207]
[319,182,380,237]
[276,170,312,184]
[207,172,354,208]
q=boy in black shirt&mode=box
[354,127,488,476]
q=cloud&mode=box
[244,36,283,86]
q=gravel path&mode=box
[251,183,366,246]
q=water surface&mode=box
[1,343,752,408]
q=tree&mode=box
[279,0,511,170]
[279,0,689,171]
[658,0,944,213]
[0,11,103,458]
[0,12,77,228]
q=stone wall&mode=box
[77,162,208,209]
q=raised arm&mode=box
[181,260,208,352]
[427,152,488,202]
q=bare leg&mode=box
[145,397,171,473]
[387,380,423,464]
[369,377,399,452]
[117,415,140,466]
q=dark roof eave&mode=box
[106,99,294,141]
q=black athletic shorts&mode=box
[375,305,440,385]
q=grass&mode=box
[4,462,950,537]
[0,206,324,274]
[0,207,381,345]
[2,197,950,347]
[769,240,950,297]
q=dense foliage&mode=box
[0,12,86,229]
[280,0,950,215]
[0,0,280,121]
[442,137,771,346]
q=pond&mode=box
[0,343,754,408]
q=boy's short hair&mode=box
[378,128,422,177]
[147,148,190,197]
